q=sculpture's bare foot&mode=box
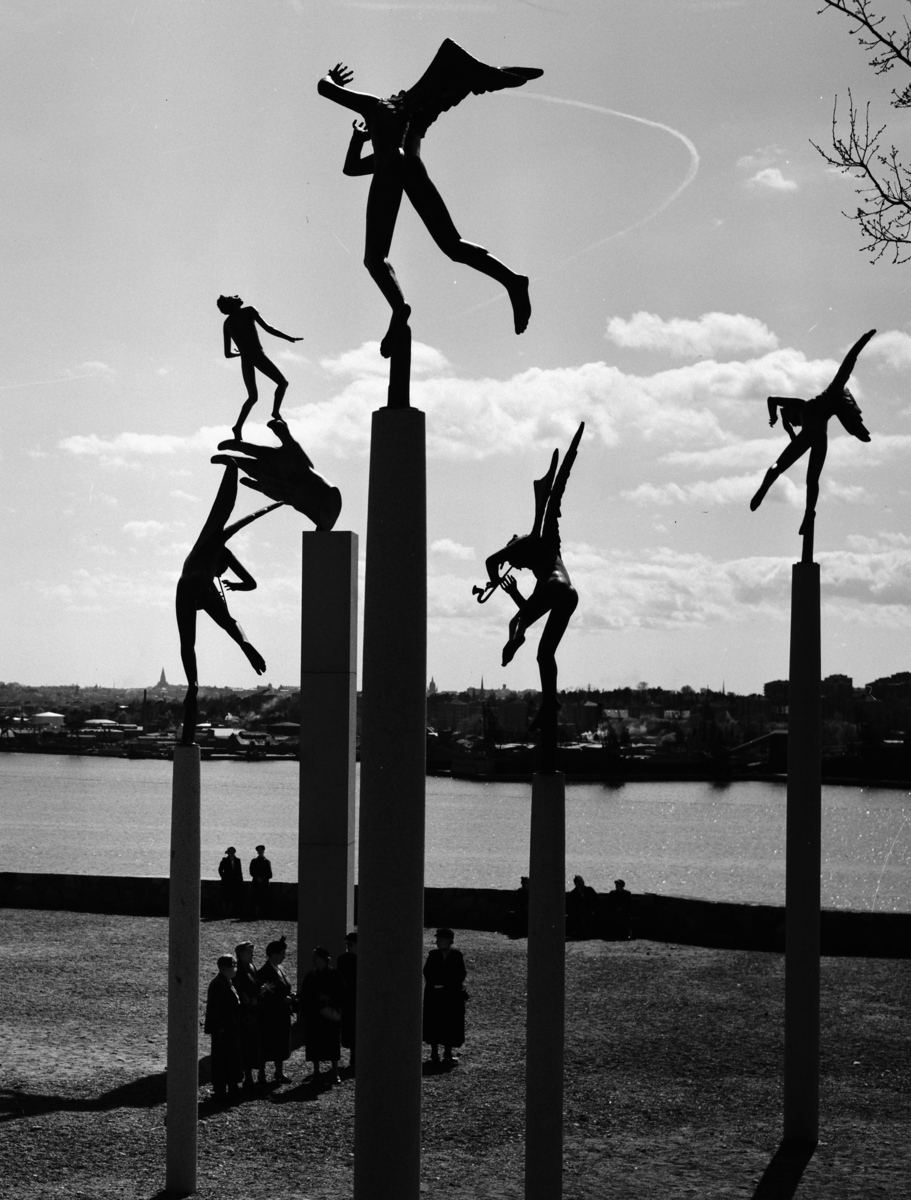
[232,425,244,441]
[798,510,815,537]
[508,276,531,335]
[502,630,525,667]
[244,645,267,675]
[380,304,412,359]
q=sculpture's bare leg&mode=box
[403,157,531,334]
[750,432,812,511]
[799,436,828,537]
[201,590,267,675]
[233,360,260,438]
[250,353,288,421]
[535,590,578,710]
[364,169,412,357]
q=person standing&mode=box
[257,935,295,1084]
[336,932,358,1073]
[566,874,598,939]
[249,845,273,918]
[204,954,243,1102]
[300,947,347,1085]
[604,879,633,940]
[218,846,244,918]
[422,928,467,1068]
[234,941,265,1089]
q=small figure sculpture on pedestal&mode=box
[176,462,281,745]
[476,422,584,769]
[750,329,875,556]
[317,40,541,358]
[217,294,303,437]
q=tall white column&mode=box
[166,743,200,1196]
[298,531,358,980]
[783,560,821,1145]
[354,406,426,1200]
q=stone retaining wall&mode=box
[0,872,907,958]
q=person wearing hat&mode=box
[256,935,295,1084]
[336,932,358,1073]
[234,941,266,1089]
[218,846,244,918]
[566,874,598,939]
[604,879,632,940]
[422,928,467,1068]
[249,845,273,919]
[204,954,243,1102]
[300,946,347,1085]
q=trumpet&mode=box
[472,572,512,604]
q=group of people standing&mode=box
[204,927,470,1100]
[217,845,273,918]
[204,932,359,1102]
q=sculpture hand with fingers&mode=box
[750,329,875,538]
[478,422,584,730]
[317,41,541,357]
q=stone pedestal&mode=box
[353,406,427,1200]
[298,531,358,978]
[784,561,821,1145]
[525,770,566,1199]
[166,743,200,1196]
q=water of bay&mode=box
[0,754,908,912]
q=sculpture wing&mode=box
[402,38,542,135]
[541,422,585,537]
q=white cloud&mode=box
[123,519,182,539]
[431,538,476,560]
[605,311,779,358]
[865,330,911,370]
[63,360,115,381]
[320,340,450,378]
[622,473,800,509]
[746,167,798,192]
[170,490,200,503]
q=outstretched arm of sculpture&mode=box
[317,63,376,116]
[344,122,375,176]
[253,311,303,343]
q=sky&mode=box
[3,0,911,694]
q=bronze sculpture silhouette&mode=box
[176,462,281,744]
[212,418,342,531]
[217,295,303,437]
[477,422,584,734]
[750,330,875,538]
[317,40,541,357]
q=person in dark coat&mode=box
[604,878,633,940]
[234,940,265,1089]
[256,935,295,1084]
[218,846,244,917]
[249,845,272,918]
[336,932,358,1073]
[422,928,467,1067]
[300,946,347,1085]
[566,874,598,939]
[204,954,243,1101]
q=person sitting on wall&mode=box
[604,879,633,940]
[566,874,599,939]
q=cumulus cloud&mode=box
[63,360,115,381]
[605,311,779,358]
[320,340,450,378]
[123,519,182,539]
[431,538,476,560]
[622,473,801,509]
[865,330,911,370]
[746,167,798,192]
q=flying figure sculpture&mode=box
[317,39,542,357]
[176,462,281,744]
[476,422,584,731]
[749,329,875,537]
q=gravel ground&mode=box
[0,909,908,1199]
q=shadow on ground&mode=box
[752,1140,816,1199]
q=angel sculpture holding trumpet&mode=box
[749,329,875,538]
[317,39,542,357]
[476,422,584,730]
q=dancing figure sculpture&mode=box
[217,295,303,437]
[212,418,342,531]
[750,329,875,541]
[476,422,584,737]
[317,39,541,357]
[176,462,281,744]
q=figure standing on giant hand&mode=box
[750,329,876,536]
[217,294,303,438]
[317,40,541,357]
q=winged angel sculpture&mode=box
[476,423,585,730]
[318,39,542,356]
